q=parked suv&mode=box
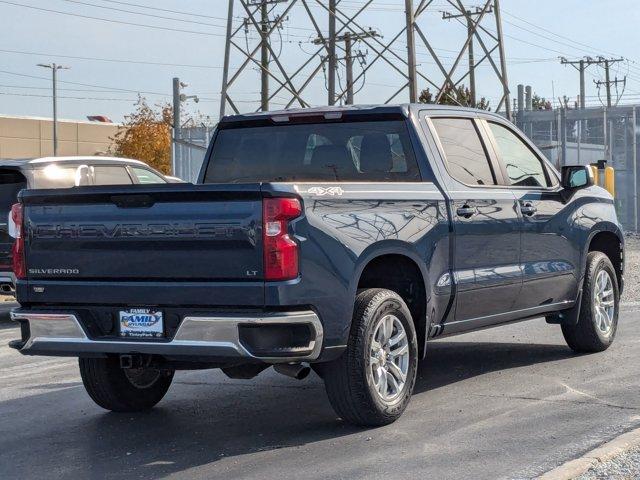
[9,106,623,426]
[0,157,168,293]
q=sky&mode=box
[1,0,640,123]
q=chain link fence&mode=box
[516,105,640,232]
[171,126,213,183]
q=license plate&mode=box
[119,309,164,338]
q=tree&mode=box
[531,94,552,110]
[418,84,491,110]
[110,97,172,174]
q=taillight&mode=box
[10,203,25,280]
[263,197,302,281]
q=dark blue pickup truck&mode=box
[9,105,624,426]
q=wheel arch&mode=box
[351,242,431,358]
[586,224,624,292]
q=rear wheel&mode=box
[562,251,619,353]
[79,357,174,412]
[322,288,418,427]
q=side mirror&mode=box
[561,165,594,189]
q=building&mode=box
[0,114,119,159]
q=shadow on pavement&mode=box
[416,340,575,393]
[0,340,575,479]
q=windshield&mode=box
[204,120,421,183]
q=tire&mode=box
[322,288,418,427]
[79,357,174,412]
[562,251,619,353]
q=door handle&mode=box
[520,202,537,217]
[456,205,477,219]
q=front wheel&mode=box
[322,288,418,427]
[562,251,619,353]
[79,357,174,412]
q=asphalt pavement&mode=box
[1,307,639,480]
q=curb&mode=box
[538,427,640,480]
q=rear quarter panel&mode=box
[262,182,450,352]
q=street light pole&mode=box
[37,63,69,156]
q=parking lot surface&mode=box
[1,307,639,480]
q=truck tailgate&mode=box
[22,184,264,282]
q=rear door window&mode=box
[204,120,422,183]
[431,118,496,186]
[92,166,133,185]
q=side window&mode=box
[131,167,166,184]
[488,122,551,188]
[92,166,133,185]
[431,118,496,186]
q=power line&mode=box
[0,91,137,101]
[501,8,624,60]
[59,0,228,29]
[0,48,224,69]
[84,0,231,21]
[0,68,170,96]
[0,0,228,37]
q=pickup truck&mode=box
[9,105,624,427]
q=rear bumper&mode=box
[10,310,323,363]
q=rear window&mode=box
[204,121,421,183]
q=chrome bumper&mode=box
[10,310,323,363]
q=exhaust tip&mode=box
[274,363,310,380]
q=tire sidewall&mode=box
[360,291,418,415]
[586,253,619,345]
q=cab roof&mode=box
[219,104,507,127]
[0,156,147,169]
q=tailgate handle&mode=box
[110,194,155,208]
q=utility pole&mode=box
[404,0,417,103]
[328,0,337,105]
[172,78,181,176]
[260,0,269,111]
[171,78,199,176]
[37,63,69,157]
[598,57,625,107]
[442,6,492,106]
[314,29,379,105]
[344,33,354,105]
[494,0,511,119]
[561,57,590,109]
[562,56,624,108]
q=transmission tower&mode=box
[219,0,512,118]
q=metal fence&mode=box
[173,105,640,231]
[171,126,212,183]
[517,105,639,232]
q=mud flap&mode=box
[546,288,582,326]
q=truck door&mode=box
[428,117,522,329]
[481,120,579,311]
